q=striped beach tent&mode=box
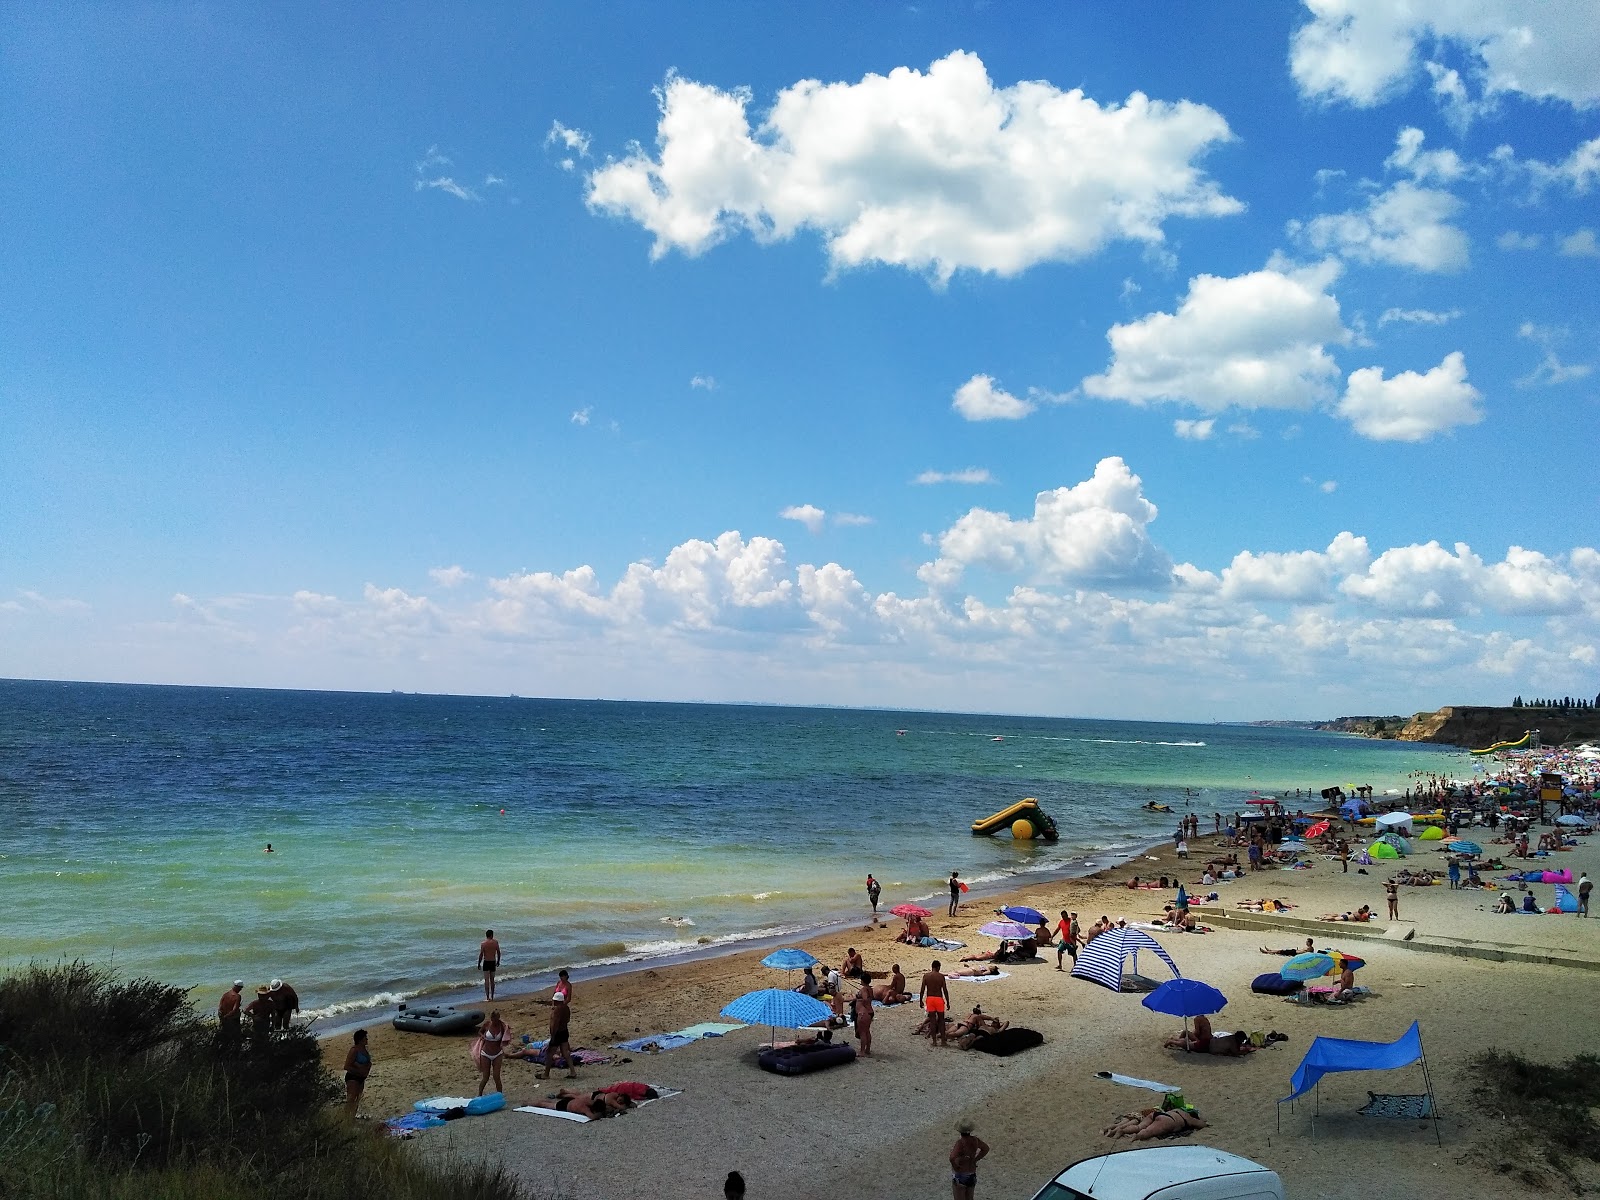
[1071,927,1180,992]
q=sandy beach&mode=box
[326,826,1600,1199]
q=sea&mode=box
[0,680,1467,1019]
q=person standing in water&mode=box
[866,874,882,918]
[949,1122,990,1200]
[478,929,501,1001]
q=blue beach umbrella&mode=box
[998,905,1046,925]
[1280,952,1335,982]
[1555,815,1589,827]
[761,948,818,970]
[720,988,832,1047]
[979,920,1034,939]
[1445,840,1483,856]
[1141,978,1227,1039]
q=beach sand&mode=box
[326,828,1600,1199]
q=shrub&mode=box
[0,962,532,1200]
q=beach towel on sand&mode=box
[615,1033,696,1053]
[514,1105,590,1123]
[1094,1071,1180,1094]
[949,971,1010,983]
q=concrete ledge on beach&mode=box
[1196,906,1600,972]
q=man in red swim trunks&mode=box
[919,961,950,1047]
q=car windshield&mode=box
[1033,1185,1092,1200]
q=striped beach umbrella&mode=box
[1070,927,1180,993]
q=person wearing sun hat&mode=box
[243,985,275,1043]
[267,978,300,1031]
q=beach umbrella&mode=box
[761,948,818,971]
[889,904,931,918]
[998,905,1046,925]
[1445,840,1482,856]
[1280,952,1335,982]
[1141,978,1227,1039]
[1368,841,1400,860]
[1556,815,1590,827]
[1305,820,1330,838]
[720,988,831,1047]
[978,920,1034,940]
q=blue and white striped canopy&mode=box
[1070,927,1179,993]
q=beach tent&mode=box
[1072,927,1180,993]
[1277,1021,1440,1144]
[1554,884,1580,913]
[1375,812,1414,835]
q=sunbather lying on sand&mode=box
[1204,1031,1258,1056]
[947,965,1004,978]
[1235,898,1294,912]
[1102,1107,1208,1140]
[528,1090,631,1119]
[948,1006,1007,1048]
[1261,938,1317,957]
[1318,905,1373,922]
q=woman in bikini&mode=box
[342,1029,371,1120]
[476,1010,510,1096]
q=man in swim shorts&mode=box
[949,1121,989,1200]
[866,874,881,918]
[948,871,961,916]
[919,961,950,1047]
[478,929,501,1001]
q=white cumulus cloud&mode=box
[428,565,473,589]
[918,457,1172,589]
[952,375,1035,421]
[1336,351,1483,442]
[1173,418,1215,440]
[780,504,827,534]
[1290,1,1600,112]
[584,51,1242,282]
[1295,181,1468,273]
[1221,532,1370,604]
[1082,259,1348,413]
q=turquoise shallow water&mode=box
[0,680,1466,1015]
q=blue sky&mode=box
[3,1,1598,719]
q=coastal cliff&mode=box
[1395,706,1600,749]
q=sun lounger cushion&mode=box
[757,1041,857,1075]
[1250,973,1303,995]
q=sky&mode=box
[3,1,1598,721]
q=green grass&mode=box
[0,962,534,1200]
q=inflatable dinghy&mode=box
[393,1004,485,1035]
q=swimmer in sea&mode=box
[264,843,273,853]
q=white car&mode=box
[1030,1146,1285,1200]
